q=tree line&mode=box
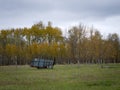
[0,21,120,65]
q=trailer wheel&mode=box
[37,67,40,69]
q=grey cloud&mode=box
[1,0,120,18]
[0,0,52,10]
[0,0,53,16]
[54,0,120,18]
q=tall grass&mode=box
[0,64,120,90]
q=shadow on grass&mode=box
[86,81,115,87]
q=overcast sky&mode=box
[0,0,120,36]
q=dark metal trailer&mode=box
[30,58,55,69]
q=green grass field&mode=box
[0,64,120,90]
